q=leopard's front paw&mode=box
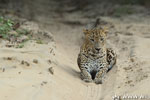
[81,73,93,83]
[94,77,102,84]
[83,78,93,83]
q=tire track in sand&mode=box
[84,84,102,100]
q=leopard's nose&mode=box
[95,48,101,51]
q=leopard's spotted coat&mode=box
[77,20,117,84]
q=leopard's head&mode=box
[83,28,108,53]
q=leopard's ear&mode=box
[83,29,89,35]
[103,27,108,36]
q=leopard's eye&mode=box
[100,38,104,41]
[90,39,94,42]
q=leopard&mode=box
[77,19,117,84]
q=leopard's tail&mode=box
[85,18,100,30]
[93,18,100,28]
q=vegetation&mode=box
[0,16,14,39]
[0,16,46,48]
[112,0,149,5]
[0,16,30,39]
[36,39,43,44]
[113,6,135,17]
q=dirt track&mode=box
[42,15,150,100]
[0,10,150,100]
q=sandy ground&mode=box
[0,13,150,100]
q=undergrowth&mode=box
[0,16,31,48]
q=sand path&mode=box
[0,15,150,100]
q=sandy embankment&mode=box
[0,14,150,100]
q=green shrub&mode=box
[113,0,143,5]
[0,16,14,39]
[113,6,135,17]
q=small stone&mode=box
[2,68,5,72]
[130,58,134,62]
[5,44,14,48]
[123,67,132,70]
[25,62,30,66]
[48,60,51,64]
[130,84,134,87]
[143,74,148,78]
[21,60,30,66]
[50,48,53,54]
[7,57,13,60]
[41,81,48,86]
[3,57,13,60]
[43,81,47,84]
[18,71,21,74]
[21,60,25,64]
[0,68,5,72]
[48,67,54,75]
[127,80,132,84]
[33,59,38,64]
